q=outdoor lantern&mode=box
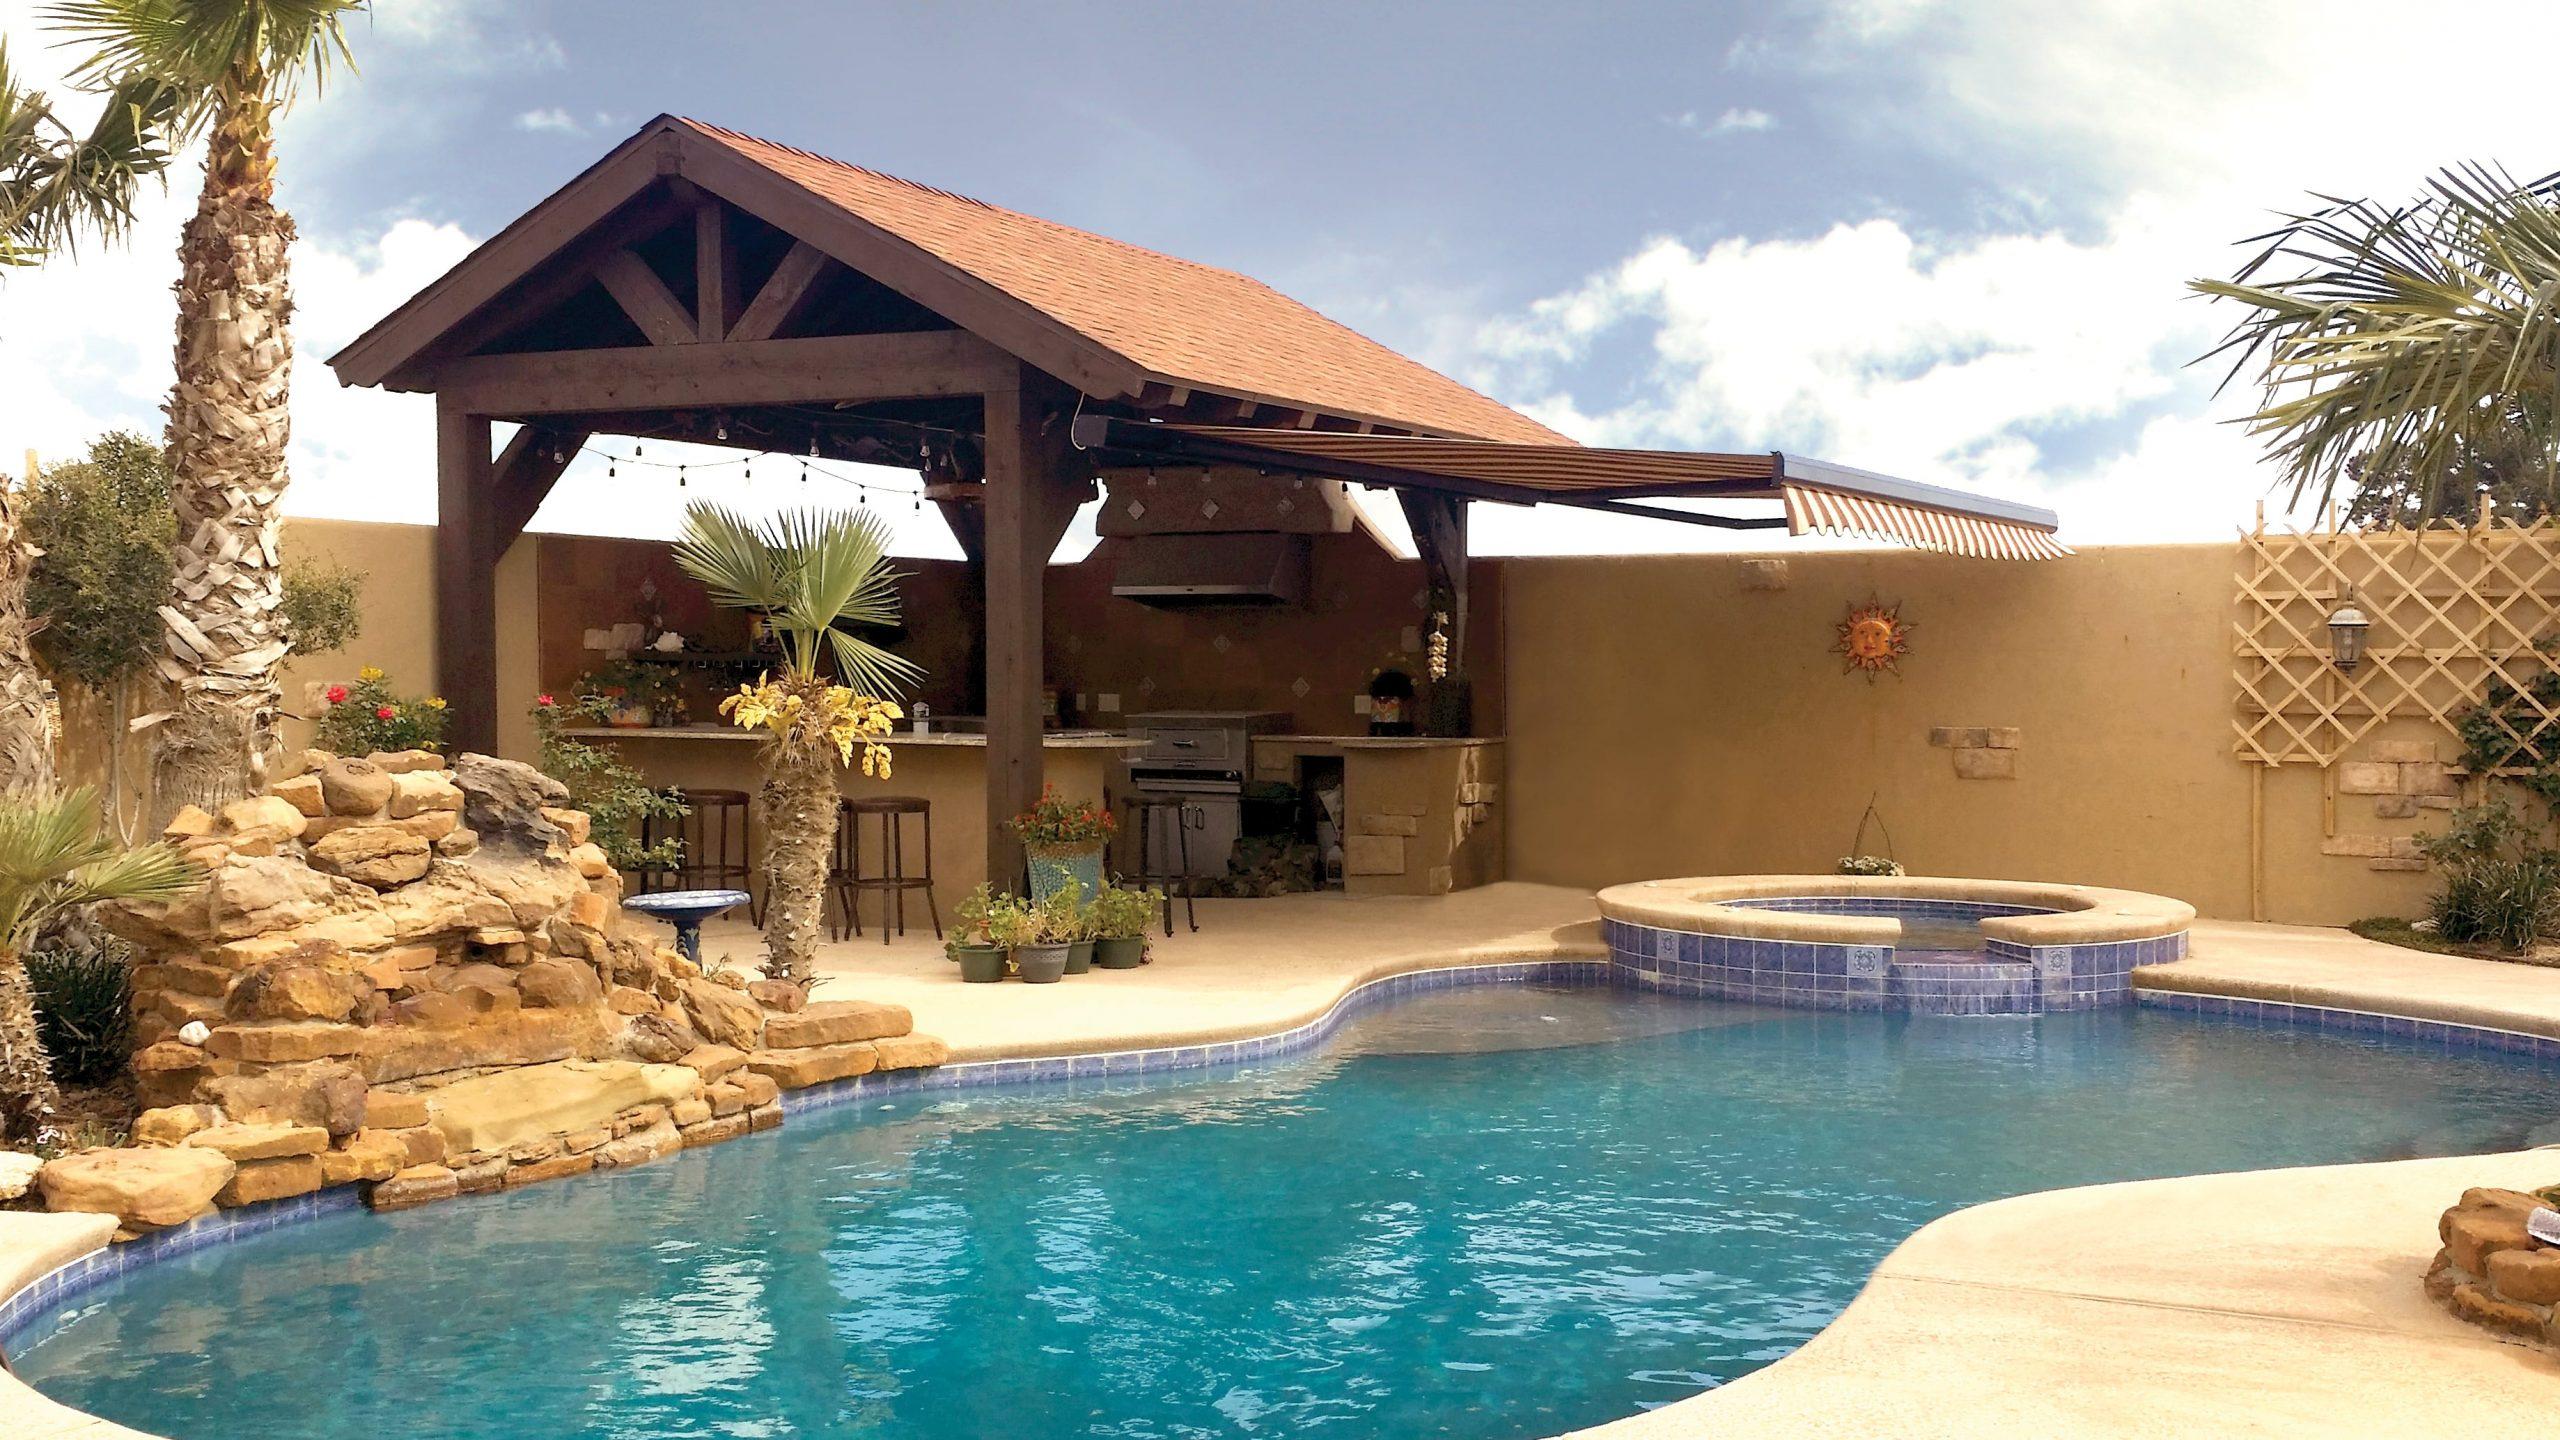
[2327,593,2372,673]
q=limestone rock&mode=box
[623,1012,700,1064]
[209,1058,371,1139]
[367,749,449,775]
[221,794,309,840]
[205,1021,366,1064]
[608,985,659,1016]
[218,1155,324,1206]
[678,977,765,1050]
[319,1130,410,1186]
[872,1033,950,1071]
[436,827,481,859]
[304,810,460,844]
[542,807,592,846]
[369,1164,458,1211]
[187,1121,329,1163]
[226,960,372,1023]
[131,1105,224,1147]
[365,1089,430,1130]
[426,1059,701,1154]
[505,1150,596,1187]
[105,852,385,947]
[320,757,397,816]
[593,1118,680,1170]
[388,770,464,820]
[0,1149,40,1200]
[41,1146,234,1229]
[743,1042,877,1089]
[680,1112,749,1148]
[310,826,434,890]
[273,773,328,818]
[671,1097,711,1127]
[359,1005,612,1084]
[453,753,571,856]
[748,979,807,1013]
[679,1044,747,1081]
[2447,1205,2539,1274]
[163,805,215,839]
[390,1125,446,1167]
[569,844,611,881]
[518,957,603,1010]
[764,1000,911,1050]
[734,1071,780,1108]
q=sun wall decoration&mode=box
[1834,599,1913,679]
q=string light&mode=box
[678,464,687,488]
[571,439,936,509]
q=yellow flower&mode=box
[357,665,385,683]
[424,696,447,710]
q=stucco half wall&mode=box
[1499,542,2439,927]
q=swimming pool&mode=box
[15,985,2558,1440]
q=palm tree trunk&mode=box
[758,733,837,980]
[0,953,61,1145]
[150,83,294,825]
[0,479,58,795]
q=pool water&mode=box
[18,987,2560,1440]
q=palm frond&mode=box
[2192,163,2560,515]
[0,788,199,951]
[41,0,364,137]
[672,502,921,695]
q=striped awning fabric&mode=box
[1113,423,2071,561]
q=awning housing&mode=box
[1070,419,2071,561]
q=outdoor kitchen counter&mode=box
[565,727,1142,922]
[1251,736,1505,896]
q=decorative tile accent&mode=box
[1846,946,1889,978]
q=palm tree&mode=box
[2192,163,2560,522]
[0,41,172,269]
[672,504,918,980]
[43,0,362,821]
[0,787,196,1143]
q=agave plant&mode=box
[2192,163,2560,522]
[44,0,365,820]
[0,787,198,1142]
[672,504,919,979]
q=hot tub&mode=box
[1596,875,2195,1016]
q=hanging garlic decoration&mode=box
[1426,610,1451,681]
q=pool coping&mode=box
[1597,874,2197,946]
[5,928,2558,1439]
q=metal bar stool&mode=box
[641,788,760,926]
[833,796,940,945]
[1124,795,1200,936]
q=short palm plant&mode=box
[0,787,198,1143]
[2192,163,2560,522]
[672,504,918,979]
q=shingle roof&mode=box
[672,118,1569,445]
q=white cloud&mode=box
[1675,106,1776,137]
[512,106,582,134]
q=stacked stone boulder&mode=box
[2425,1185,2560,1349]
[33,750,948,1237]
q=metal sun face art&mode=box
[1834,600,1913,678]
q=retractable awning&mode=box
[1069,419,2071,561]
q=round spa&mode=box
[1597,875,2195,1016]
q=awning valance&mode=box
[1070,420,2070,561]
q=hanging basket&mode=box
[1025,841,1105,904]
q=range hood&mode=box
[1111,532,1310,608]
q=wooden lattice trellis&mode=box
[2234,509,2560,767]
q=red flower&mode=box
[536,693,556,708]
[324,684,348,705]
[375,706,398,721]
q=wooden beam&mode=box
[435,400,499,754]
[491,424,588,550]
[1398,489,1471,737]
[594,249,697,346]
[981,366,1095,886]
[727,239,831,344]
[694,203,739,341]
[429,329,1018,415]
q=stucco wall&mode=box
[1499,543,2441,926]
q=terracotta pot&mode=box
[1013,943,1070,984]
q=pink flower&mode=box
[536,693,556,708]
[375,706,397,721]
[324,684,348,705]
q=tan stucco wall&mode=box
[1499,543,2438,926]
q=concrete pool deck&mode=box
[5,891,2559,1437]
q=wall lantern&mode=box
[2327,590,2372,673]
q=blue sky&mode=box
[6,0,2556,555]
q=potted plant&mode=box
[1043,888,1094,975]
[950,886,1011,984]
[993,894,1068,984]
[1091,884,1155,969]
[577,659,683,729]
[1009,784,1115,905]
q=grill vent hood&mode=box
[1111,533,1310,608]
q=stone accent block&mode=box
[1952,748,2017,780]
[1357,813,1421,837]
[744,1042,878,1089]
[680,1112,750,1148]
[205,1021,366,1063]
[2336,761,2400,795]
[364,1090,430,1130]
[762,1000,911,1049]
[369,1164,458,1210]
[1343,833,1408,875]
[187,1122,328,1163]
[872,1033,949,1071]
[40,1146,233,1230]
[217,1155,323,1207]
[320,1130,410,1185]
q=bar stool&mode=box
[642,788,760,925]
[1123,795,1200,936]
[829,796,940,945]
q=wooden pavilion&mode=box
[329,115,2063,883]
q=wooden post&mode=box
[1399,490,1471,736]
[979,368,1091,886]
[435,399,499,755]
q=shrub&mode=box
[531,694,685,872]
[27,939,134,1087]
[280,560,366,655]
[2416,799,2560,952]
[313,666,448,755]
[25,431,172,691]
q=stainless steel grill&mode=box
[1120,711,1290,878]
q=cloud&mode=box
[513,107,583,134]
[1671,107,1777,138]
